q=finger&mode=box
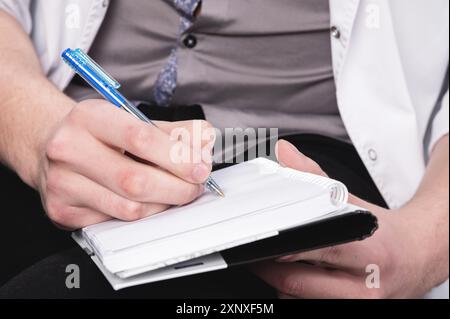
[347,193,379,210]
[253,261,367,299]
[47,166,170,221]
[276,140,328,177]
[125,120,216,166]
[45,198,112,230]
[47,131,204,205]
[156,120,216,150]
[62,207,112,229]
[157,120,217,165]
[70,100,212,184]
[276,140,374,208]
[277,243,372,274]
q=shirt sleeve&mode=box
[0,0,32,34]
[428,89,449,156]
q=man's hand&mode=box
[37,99,215,229]
[0,11,215,230]
[254,139,449,298]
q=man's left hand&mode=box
[253,140,438,299]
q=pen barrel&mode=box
[116,96,155,126]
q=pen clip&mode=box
[72,48,121,89]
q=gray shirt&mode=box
[65,0,349,141]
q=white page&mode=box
[81,158,348,274]
[74,204,367,290]
[106,193,333,275]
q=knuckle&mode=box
[45,200,67,225]
[45,132,70,161]
[125,125,152,153]
[69,102,91,124]
[119,201,144,221]
[117,169,146,199]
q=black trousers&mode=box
[0,105,386,298]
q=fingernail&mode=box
[192,163,210,182]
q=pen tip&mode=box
[212,185,225,197]
[210,183,225,197]
[207,178,225,198]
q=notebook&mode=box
[73,158,378,290]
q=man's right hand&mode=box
[0,11,214,230]
[37,99,215,229]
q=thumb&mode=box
[276,140,328,177]
[275,140,373,209]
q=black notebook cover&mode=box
[72,208,378,290]
[220,210,378,267]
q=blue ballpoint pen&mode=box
[61,48,224,197]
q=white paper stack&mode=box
[73,158,349,290]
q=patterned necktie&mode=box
[153,0,201,107]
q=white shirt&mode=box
[0,0,448,298]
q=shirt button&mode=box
[183,34,197,49]
[330,26,341,39]
[368,149,378,161]
[102,0,109,8]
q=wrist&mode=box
[396,202,449,294]
[11,95,75,189]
